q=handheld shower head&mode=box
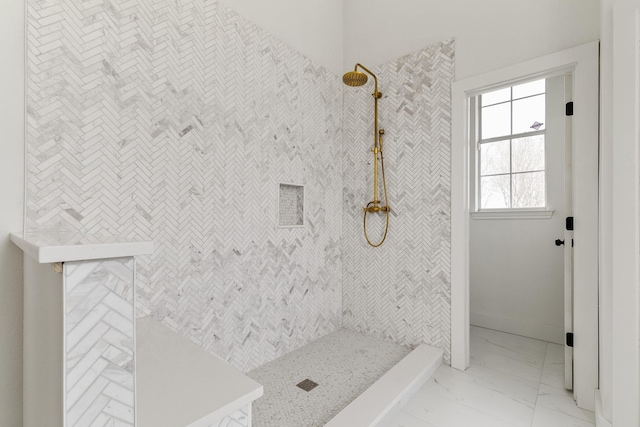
[342,71,368,87]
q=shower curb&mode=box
[325,344,444,427]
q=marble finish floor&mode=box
[384,326,596,427]
[247,328,411,427]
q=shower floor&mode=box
[247,328,412,427]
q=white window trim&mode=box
[470,208,554,220]
[474,82,548,211]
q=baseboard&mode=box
[594,390,612,427]
[471,311,564,344]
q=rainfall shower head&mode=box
[342,63,381,98]
[342,70,368,87]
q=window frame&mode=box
[475,81,548,212]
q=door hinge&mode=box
[566,102,574,116]
[566,332,574,347]
[566,216,574,231]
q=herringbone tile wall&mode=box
[342,40,454,363]
[26,0,342,372]
[64,258,135,426]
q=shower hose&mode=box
[363,133,390,247]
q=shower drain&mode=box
[296,379,319,392]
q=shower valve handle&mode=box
[364,205,391,213]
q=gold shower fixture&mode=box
[343,64,390,247]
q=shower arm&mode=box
[354,64,381,142]
[354,64,387,210]
[354,63,381,99]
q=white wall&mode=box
[217,0,343,75]
[0,0,25,425]
[470,76,567,344]
[343,0,599,81]
[609,0,640,424]
[598,0,613,422]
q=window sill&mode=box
[470,209,554,220]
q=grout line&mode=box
[530,341,549,427]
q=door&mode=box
[451,44,600,411]
[468,76,567,350]
[563,76,574,391]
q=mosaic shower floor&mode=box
[247,328,412,427]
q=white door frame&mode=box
[612,0,640,424]
[450,41,599,411]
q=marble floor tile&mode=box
[540,343,565,389]
[383,327,595,427]
[401,387,520,427]
[423,365,535,426]
[462,363,540,408]
[470,326,549,355]
[470,331,546,383]
[531,405,596,427]
[534,383,596,423]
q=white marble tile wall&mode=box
[26,0,342,372]
[64,258,135,427]
[384,326,596,427]
[342,40,454,363]
[27,0,455,381]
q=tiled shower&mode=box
[27,0,343,373]
[343,41,453,363]
[25,0,453,384]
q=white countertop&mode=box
[10,231,154,263]
[136,317,263,427]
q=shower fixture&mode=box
[343,63,390,247]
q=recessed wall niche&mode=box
[278,183,305,227]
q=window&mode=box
[477,79,546,210]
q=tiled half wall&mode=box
[64,258,135,427]
[342,40,454,363]
[26,0,342,371]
